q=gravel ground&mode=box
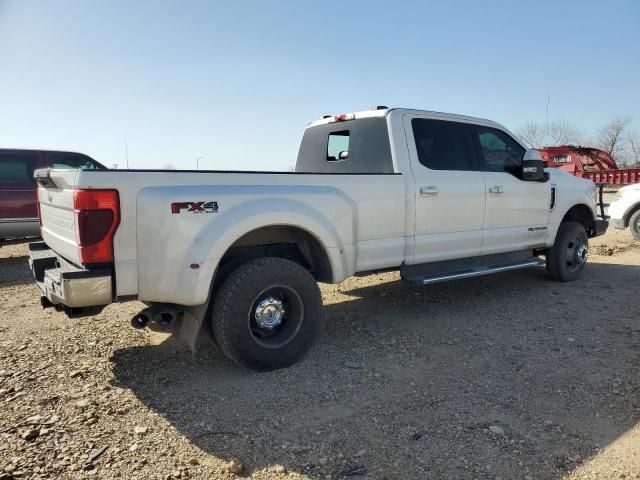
[1,227,639,480]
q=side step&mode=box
[402,258,544,286]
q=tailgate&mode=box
[35,168,82,265]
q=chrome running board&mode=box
[403,258,544,286]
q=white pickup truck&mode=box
[29,107,608,370]
[608,183,640,239]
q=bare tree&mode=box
[627,132,640,166]
[596,117,631,163]
[547,120,582,146]
[516,121,546,148]
[515,120,582,148]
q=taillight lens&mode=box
[73,189,120,264]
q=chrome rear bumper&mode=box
[28,242,112,315]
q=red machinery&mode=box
[539,146,640,185]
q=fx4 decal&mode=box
[171,201,219,214]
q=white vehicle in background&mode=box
[609,183,640,239]
[28,107,608,371]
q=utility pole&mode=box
[196,156,204,170]
[112,163,119,170]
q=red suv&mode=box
[0,149,106,241]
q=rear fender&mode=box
[137,191,354,306]
[197,201,352,290]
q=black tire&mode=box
[546,221,589,282]
[211,257,322,371]
[629,209,640,241]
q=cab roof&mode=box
[307,107,504,131]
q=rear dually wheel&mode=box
[211,257,322,371]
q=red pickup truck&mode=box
[0,149,106,241]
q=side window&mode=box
[327,131,350,162]
[474,126,525,175]
[411,118,475,171]
[0,154,36,185]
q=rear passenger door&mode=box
[471,125,551,254]
[405,116,486,263]
[0,151,38,222]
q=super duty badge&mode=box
[171,201,219,214]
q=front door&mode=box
[405,116,486,264]
[471,126,551,254]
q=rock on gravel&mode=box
[225,458,243,474]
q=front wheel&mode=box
[546,221,589,282]
[628,209,640,240]
[211,257,322,371]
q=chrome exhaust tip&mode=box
[131,311,151,330]
[153,310,177,330]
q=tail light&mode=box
[73,189,120,264]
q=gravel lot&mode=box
[1,227,639,480]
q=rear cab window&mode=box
[327,131,350,162]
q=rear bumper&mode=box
[592,219,609,238]
[28,242,112,314]
[0,218,40,239]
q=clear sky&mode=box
[0,0,638,170]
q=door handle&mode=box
[488,185,504,194]
[420,186,439,196]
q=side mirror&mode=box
[338,151,349,160]
[522,149,548,182]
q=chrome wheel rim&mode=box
[566,236,588,272]
[254,297,285,330]
[248,285,304,349]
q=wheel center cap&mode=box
[575,244,588,265]
[254,297,284,329]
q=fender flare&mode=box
[185,197,354,305]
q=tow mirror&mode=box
[522,149,548,182]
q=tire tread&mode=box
[211,257,321,370]
[547,221,587,282]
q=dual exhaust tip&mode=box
[131,307,177,331]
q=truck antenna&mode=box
[546,95,550,136]
[124,137,130,169]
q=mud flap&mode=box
[178,302,210,353]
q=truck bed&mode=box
[36,168,407,305]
